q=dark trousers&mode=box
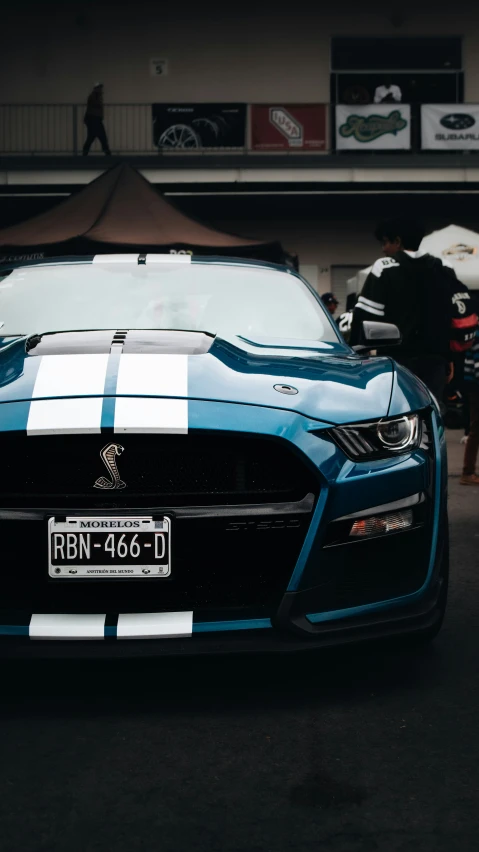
[82,117,110,155]
[463,385,479,475]
[395,354,448,414]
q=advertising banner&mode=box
[335,104,411,150]
[251,105,328,151]
[421,105,479,150]
[152,104,246,149]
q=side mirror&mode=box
[352,320,402,353]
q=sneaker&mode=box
[460,435,469,444]
[460,474,479,486]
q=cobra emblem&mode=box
[94,443,126,490]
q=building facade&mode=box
[1,0,479,310]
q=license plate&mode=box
[48,517,171,579]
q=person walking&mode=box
[82,82,111,156]
[350,218,477,411]
[461,329,479,485]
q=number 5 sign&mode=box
[150,58,168,77]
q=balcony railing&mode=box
[0,103,476,157]
[0,104,158,155]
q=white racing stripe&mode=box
[27,612,193,640]
[29,613,106,640]
[116,354,188,397]
[26,352,189,436]
[27,397,103,435]
[146,254,191,263]
[27,354,107,435]
[92,254,191,264]
[117,611,193,639]
[114,397,188,433]
[32,354,109,398]
[115,354,188,433]
[92,254,140,264]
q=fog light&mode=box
[349,509,413,538]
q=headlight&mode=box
[331,414,421,460]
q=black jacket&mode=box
[350,251,452,361]
[85,90,104,120]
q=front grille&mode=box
[0,511,312,613]
[0,433,317,508]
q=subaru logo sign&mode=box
[440,114,476,131]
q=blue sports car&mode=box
[0,255,448,656]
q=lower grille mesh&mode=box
[0,512,312,613]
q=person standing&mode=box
[321,292,339,316]
[374,76,402,104]
[82,82,111,156]
[461,329,479,485]
[337,294,358,342]
[350,218,455,409]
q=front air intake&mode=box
[0,433,318,508]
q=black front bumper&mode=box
[0,439,445,658]
[0,572,445,659]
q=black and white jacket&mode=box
[350,250,454,361]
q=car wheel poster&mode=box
[152,104,246,149]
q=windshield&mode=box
[0,261,337,343]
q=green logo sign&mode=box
[339,110,407,143]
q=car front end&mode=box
[0,256,448,657]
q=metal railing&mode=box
[0,102,474,157]
[1,105,78,154]
[0,104,159,155]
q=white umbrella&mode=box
[345,267,371,302]
[347,267,371,295]
[420,224,479,289]
[348,225,479,295]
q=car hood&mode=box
[0,329,396,426]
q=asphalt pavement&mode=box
[1,430,479,852]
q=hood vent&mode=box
[25,329,215,356]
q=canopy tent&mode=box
[346,224,479,296]
[0,164,285,264]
